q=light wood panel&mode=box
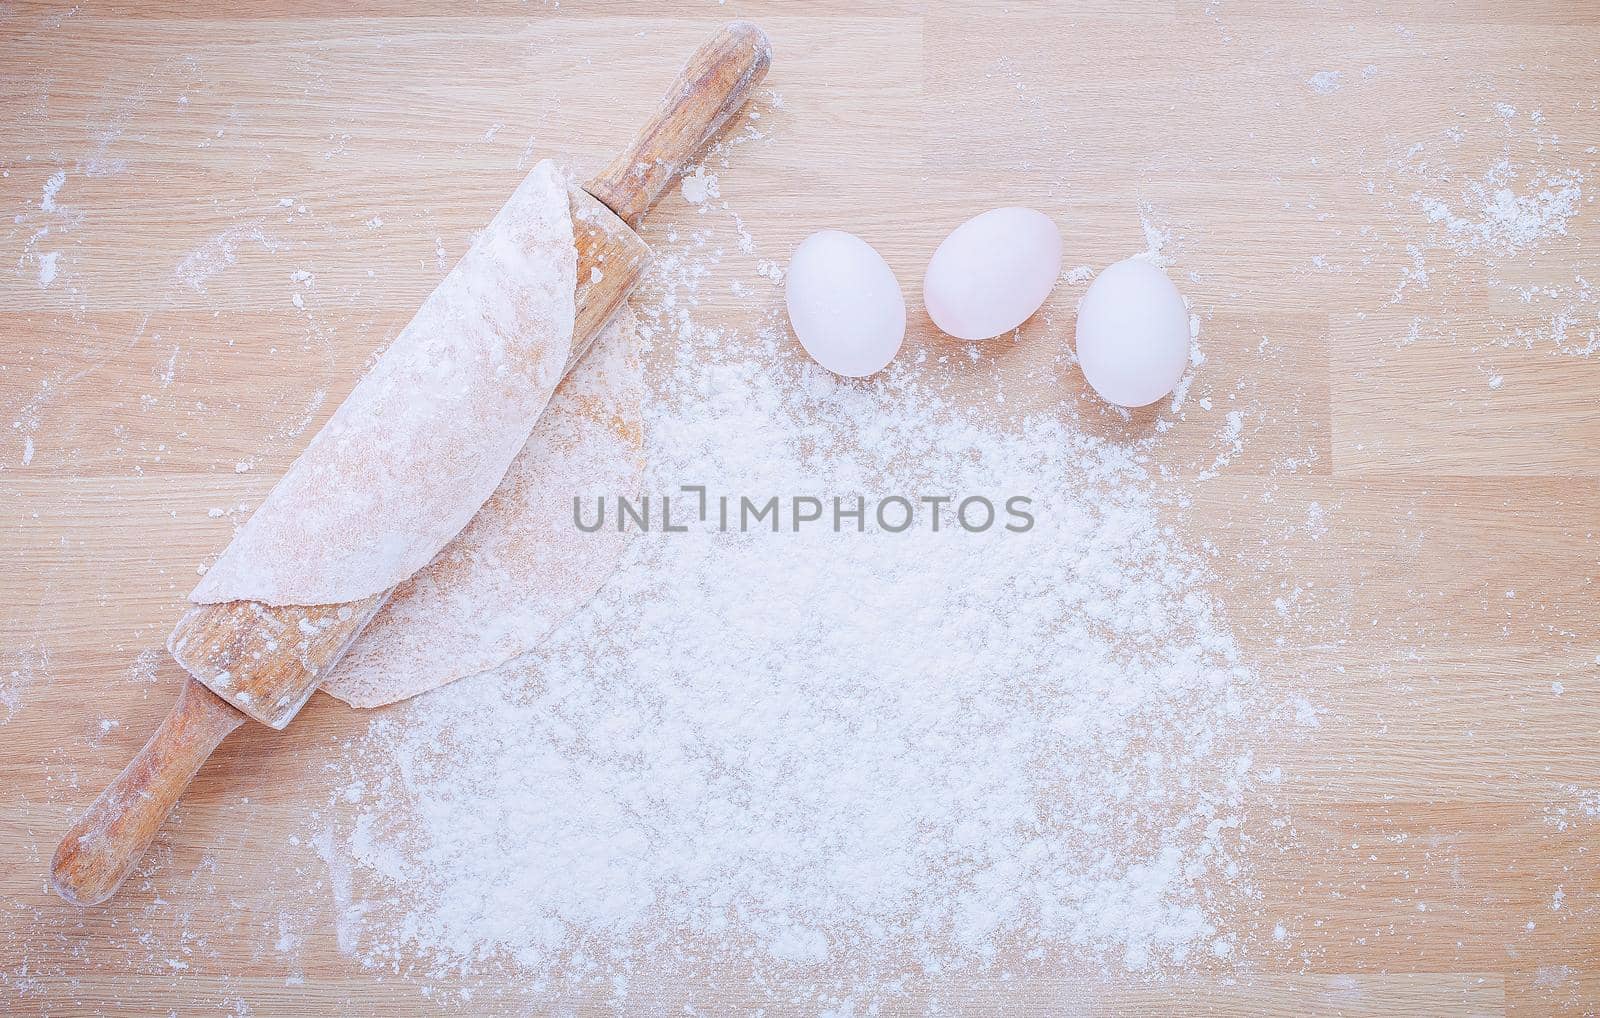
[3,2,1598,1014]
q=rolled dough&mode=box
[321,308,644,708]
[192,159,577,607]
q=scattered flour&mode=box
[17,170,79,290]
[1413,160,1582,258]
[39,170,66,212]
[0,644,48,726]
[323,216,1281,1005]
[175,223,278,293]
[1306,71,1343,95]
[1386,115,1600,357]
[1135,203,1176,268]
[679,166,720,205]
[1198,409,1247,481]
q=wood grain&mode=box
[3,2,1599,1015]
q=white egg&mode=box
[785,230,906,377]
[923,207,1063,340]
[1074,258,1190,408]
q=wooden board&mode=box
[3,1,1598,1014]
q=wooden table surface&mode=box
[4,1,1599,1014]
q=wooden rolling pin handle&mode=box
[586,20,772,229]
[50,676,246,906]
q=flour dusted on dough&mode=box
[321,309,644,708]
[192,160,576,606]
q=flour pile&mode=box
[322,237,1272,1001]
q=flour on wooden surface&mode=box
[35,250,59,288]
[39,170,66,212]
[1306,70,1343,95]
[174,222,278,294]
[679,165,719,205]
[1412,159,1582,258]
[1383,111,1600,359]
[320,210,1285,1003]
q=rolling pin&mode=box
[52,21,773,907]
